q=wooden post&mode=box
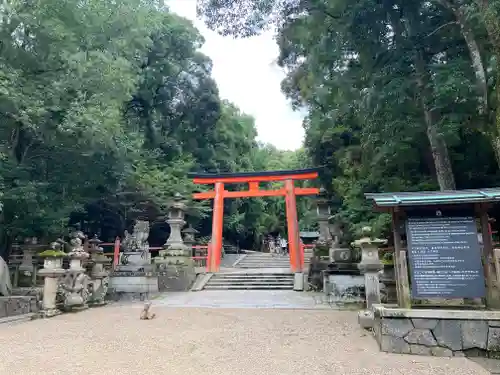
[391,210,403,306]
[112,237,120,270]
[206,243,212,273]
[398,250,411,308]
[209,182,224,273]
[284,179,301,273]
[479,205,500,308]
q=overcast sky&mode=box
[166,0,305,150]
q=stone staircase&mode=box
[236,252,291,268]
[204,273,294,290]
[201,253,294,290]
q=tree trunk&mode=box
[476,1,500,165]
[415,54,456,190]
[438,0,488,114]
[424,110,457,190]
[437,0,500,168]
[394,8,456,190]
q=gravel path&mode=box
[0,305,489,375]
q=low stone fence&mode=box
[372,304,500,358]
[0,295,39,320]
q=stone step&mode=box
[0,313,36,325]
[204,271,295,290]
[208,281,294,286]
[212,279,293,283]
[237,265,291,268]
[213,274,293,279]
[204,286,293,291]
[238,260,290,262]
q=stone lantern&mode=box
[316,187,332,244]
[164,192,188,251]
[87,235,111,306]
[18,237,40,287]
[353,226,386,328]
[38,241,66,317]
[182,225,198,255]
[154,193,195,291]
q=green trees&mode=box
[0,0,309,255]
[197,0,500,238]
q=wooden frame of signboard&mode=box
[365,189,500,309]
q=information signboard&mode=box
[406,209,485,299]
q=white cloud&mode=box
[166,0,305,150]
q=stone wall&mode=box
[372,304,500,358]
[0,295,39,319]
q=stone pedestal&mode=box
[354,226,386,329]
[154,193,195,291]
[38,251,66,318]
[293,272,304,291]
[110,221,158,300]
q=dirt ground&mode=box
[0,305,489,375]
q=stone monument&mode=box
[109,220,158,300]
[154,193,196,291]
[354,226,386,328]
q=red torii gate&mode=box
[188,168,320,273]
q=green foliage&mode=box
[0,0,312,255]
[198,0,500,241]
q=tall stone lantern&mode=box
[354,226,386,328]
[163,193,189,254]
[154,193,195,291]
[38,241,66,318]
[316,187,332,244]
[87,235,111,306]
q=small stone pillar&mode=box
[155,193,195,291]
[87,235,110,306]
[354,226,386,329]
[38,242,66,317]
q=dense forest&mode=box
[2,0,500,257]
[0,0,315,258]
[197,0,500,240]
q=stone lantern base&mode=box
[154,244,196,292]
[109,252,158,300]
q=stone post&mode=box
[18,237,39,287]
[38,242,66,318]
[154,193,195,291]
[316,187,332,244]
[87,235,110,306]
[354,226,386,329]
